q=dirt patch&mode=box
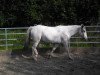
[0,48,100,75]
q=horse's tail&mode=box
[23,26,32,50]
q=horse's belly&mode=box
[41,27,62,43]
[41,35,61,43]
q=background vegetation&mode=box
[0,0,99,27]
[0,0,100,50]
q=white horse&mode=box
[23,24,87,60]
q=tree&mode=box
[0,0,99,27]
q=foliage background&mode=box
[0,0,99,27]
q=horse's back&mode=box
[30,25,63,43]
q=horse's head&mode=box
[79,24,88,40]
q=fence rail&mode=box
[0,25,100,50]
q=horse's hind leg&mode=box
[32,42,39,61]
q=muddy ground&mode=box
[0,48,100,75]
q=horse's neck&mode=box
[67,26,80,38]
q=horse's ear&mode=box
[81,24,84,28]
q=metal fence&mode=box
[0,25,100,50]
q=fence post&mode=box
[5,28,8,50]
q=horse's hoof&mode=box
[32,56,37,61]
[32,55,38,61]
[68,57,74,60]
[47,53,58,58]
[46,54,52,59]
[22,54,31,59]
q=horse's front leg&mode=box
[64,43,73,59]
[49,44,59,58]
[62,37,73,59]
